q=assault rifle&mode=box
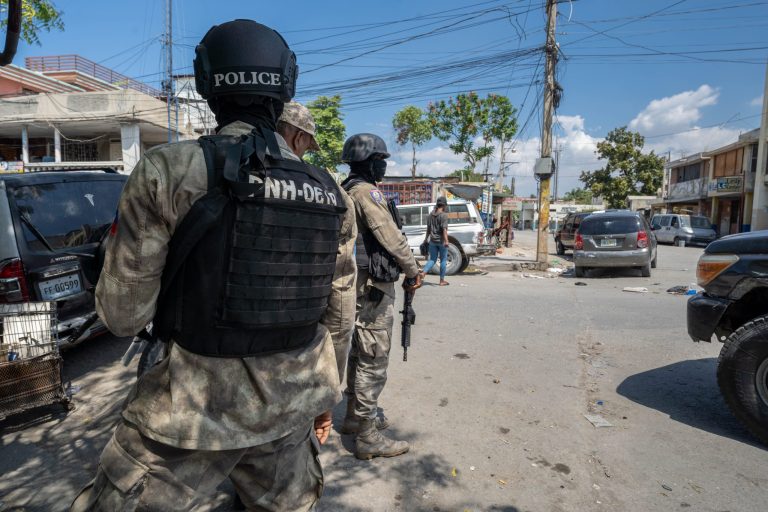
[400,277,417,361]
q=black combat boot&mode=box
[354,419,409,460]
[341,397,389,434]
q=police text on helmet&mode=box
[213,71,282,88]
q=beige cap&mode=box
[280,101,320,151]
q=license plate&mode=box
[39,273,82,300]
[600,238,618,247]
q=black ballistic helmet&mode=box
[194,19,297,102]
[342,133,391,163]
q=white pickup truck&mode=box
[396,200,496,275]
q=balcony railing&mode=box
[25,55,161,97]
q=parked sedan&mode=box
[573,211,657,277]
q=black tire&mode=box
[717,315,768,446]
[640,262,651,277]
[428,242,463,276]
[651,252,657,269]
[458,255,470,274]
[137,341,167,379]
[574,266,585,278]
[556,239,566,255]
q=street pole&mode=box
[750,61,768,231]
[163,0,173,143]
[536,0,557,268]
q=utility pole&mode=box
[750,61,768,231]
[553,143,563,201]
[163,0,173,143]
[536,0,557,268]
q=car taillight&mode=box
[696,254,739,287]
[637,230,649,248]
[575,233,583,250]
[0,258,29,302]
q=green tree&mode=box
[562,187,593,204]
[305,95,346,172]
[1,0,64,45]
[480,94,518,176]
[428,92,493,173]
[447,169,484,182]
[579,127,664,209]
[392,105,431,178]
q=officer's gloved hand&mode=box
[403,273,423,292]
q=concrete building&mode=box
[0,55,193,174]
[663,129,763,235]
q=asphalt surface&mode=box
[2,233,767,512]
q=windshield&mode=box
[12,180,124,250]
[680,215,711,229]
[578,216,640,235]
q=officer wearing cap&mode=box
[72,19,356,511]
[340,133,423,460]
[278,101,321,157]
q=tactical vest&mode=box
[342,179,402,283]
[154,129,346,357]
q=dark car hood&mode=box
[706,230,768,254]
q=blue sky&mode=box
[14,0,768,196]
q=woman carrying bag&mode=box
[420,196,450,286]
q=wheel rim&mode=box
[757,357,768,408]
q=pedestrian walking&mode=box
[420,196,451,285]
[71,20,356,512]
[339,133,423,460]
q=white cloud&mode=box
[751,95,764,107]
[629,85,719,136]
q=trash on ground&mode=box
[584,414,614,428]
[667,285,689,295]
[470,466,476,471]
[662,484,673,491]
[575,282,588,286]
[595,400,604,406]
[622,287,648,293]
[451,467,457,477]
[493,378,501,384]
[522,273,544,279]
[498,479,507,485]
[547,267,565,274]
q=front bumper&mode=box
[573,248,650,268]
[679,234,716,246]
[687,292,731,342]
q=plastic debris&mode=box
[667,285,688,295]
[493,378,501,384]
[584,414,613,428]
[451,467,457,477]
[547,267,565,274]
[498,479,507,485]
[596,400,604,406]
[470,466,476,471]
[575,282,588,286]
[662,484,673,492]
[622,287,648,293]
[522,273,544,279]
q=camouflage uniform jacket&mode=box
[346,181,419,295]
[95,121,357,450]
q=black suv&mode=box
[687,230,768,445]
[554,212,591,255]
[0,171,127,344]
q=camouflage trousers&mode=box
[70,420,322,512]
[345,282,395,419]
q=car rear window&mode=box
[11,179,124,250]
[578,216,640,235]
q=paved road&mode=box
[2,240,767,512]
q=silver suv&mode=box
[396,200,495,275]
[573,211,658,278]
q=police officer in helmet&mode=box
[340,133,423,460]
[72,19,356,511]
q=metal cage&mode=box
[0,302,71,420]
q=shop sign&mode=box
[708,176,742,194]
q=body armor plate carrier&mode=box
[154,128,346,357]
